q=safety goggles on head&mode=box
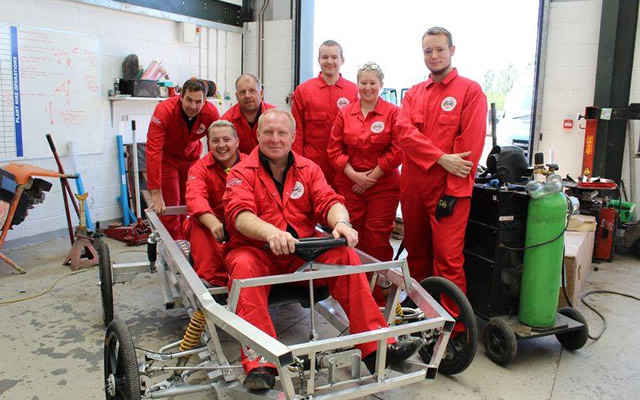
[358,62,381,72]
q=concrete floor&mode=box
[0,236,639,400]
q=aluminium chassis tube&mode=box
[133,207,455,400]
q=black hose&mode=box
[560,246,573,308]
[580,289,640,341]
[499,210,570,251]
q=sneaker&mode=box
[362,337,423,374]
[243,366,277,390]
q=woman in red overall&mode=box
[328,62,402,303]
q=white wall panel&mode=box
[538,0,602,177]
[1,0,242,247]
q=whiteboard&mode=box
[0,25,101,160]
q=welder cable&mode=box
[560,247,574,309]
[0,266,97,306]
[580,289,640,341]
[0,249,146,306]
[499,195,572,251]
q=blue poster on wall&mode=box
[10,25,23,157]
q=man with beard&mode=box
[397,27,487,323]
[146,79,220,239]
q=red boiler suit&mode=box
[223,148,392,373]
[146,96,220,239]
[328,98,403,263]
[183,152,246,287]
[291,73,358,186]
[220,101,276,155]
[397,68,487,298]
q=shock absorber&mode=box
[173,309,207,376]
[380,285,404,323]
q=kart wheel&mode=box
[632,239,640,258]
[483,318,517,366]
[556,307,589,350]
[416,276,478,375]
[104,320,141,400]
[98,238,114,327]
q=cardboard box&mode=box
[567,214,597,232]
[558,229,595,308]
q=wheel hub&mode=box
[106,374,116,397]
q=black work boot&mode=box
[362,337,423,374]
[243,366,277,390]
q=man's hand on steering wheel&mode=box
[332,221,359,248]
[266,230,298,255]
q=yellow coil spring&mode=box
[179,309,206,352]
[380,286,404,324]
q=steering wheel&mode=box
[264,236,348,261]
[295,237,348,262]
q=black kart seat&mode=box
[267,237,347,308]
[268,285,330,308]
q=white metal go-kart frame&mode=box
[99,206,476,400]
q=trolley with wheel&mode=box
[464,185,589,367]
[99,206,468,400]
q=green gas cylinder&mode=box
[518,189,567,328]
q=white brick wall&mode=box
[538,0,602,177]
[1,0,242,246]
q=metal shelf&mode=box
[108,97,166,127]
[108,96,166,102]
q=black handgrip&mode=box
[294,237,347,250]
[261,236,348,262]
[147,241,157,263]
[131,120,136,131]
[261,237,347,251]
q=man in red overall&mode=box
[398,27,487,318]
[291,40,358,186]
[223,109,420,390]
[221,74,275,155]
[183,120,245,287]
[146,79,220,239]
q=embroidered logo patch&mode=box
[226,177,242,187]
[336,97,350,109]
[370,121,385,134]
[441,96,457,112]
[151,116,162,125]
[196,123,206,134]
[290,181,305,199]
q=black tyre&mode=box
[416,276,478,375]
[632,240,640,258]
[483,318,517,366]
[556,307,589,350]
[98,238,114,327]
[104,320,141,400]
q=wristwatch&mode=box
[335,219,352,228]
